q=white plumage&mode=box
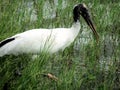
[0,22,80,56]
[0,3,98,57]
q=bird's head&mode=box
[73,3,99,42]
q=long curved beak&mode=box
[82,15,99,42]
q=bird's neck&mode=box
[71,20,81,37]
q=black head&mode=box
[73,3,99,42]
[73,3,90,22]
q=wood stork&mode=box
[0,3,99,57]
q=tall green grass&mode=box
[0,0,120,90]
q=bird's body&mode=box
[0,3,98,57]
[0,21,80,57]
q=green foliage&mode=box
[0,0,119,90]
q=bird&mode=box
[0,3,99,57]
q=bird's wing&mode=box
[0,38,15,48]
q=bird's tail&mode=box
[0,38,15,48]
[0,38,15,57]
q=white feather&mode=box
[0,21,80,57]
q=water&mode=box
[21,0,119,70]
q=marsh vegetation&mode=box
[0,0,120,89]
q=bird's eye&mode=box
[79,11,82,14]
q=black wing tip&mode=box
[0,38,15,48]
